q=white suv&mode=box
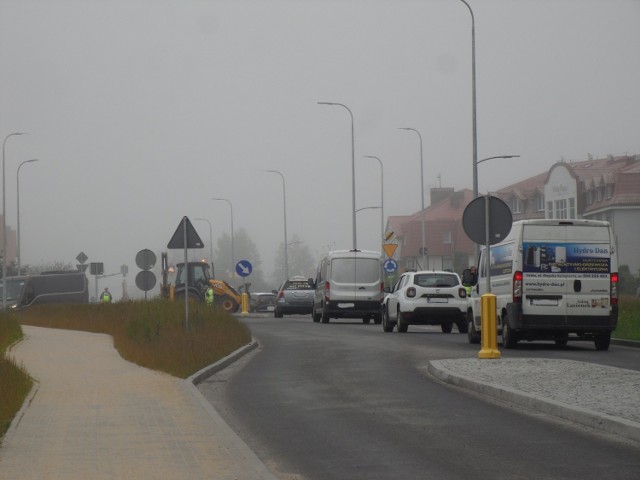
[382,270,468,333]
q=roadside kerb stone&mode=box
[428,358,640,443]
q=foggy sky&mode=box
[1,0,639,298]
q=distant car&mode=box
[250,292,276,313]
[382,270,468,333]
[274,276,315,317]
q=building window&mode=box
[442,256,453,271]
[443,231,451,244]
[597,185,604,202]
[555,199,568,219]
[605,184,614,199]
[569,198,576,218]
[547,201,553,219]
[536,194,545,212]
[587,189,593,205]
[511,197,523,214]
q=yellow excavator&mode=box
[160,252,242,312]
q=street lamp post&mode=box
[265,170,289,281]
[212,198,234,277]
[318,101,357,251]
[399,127,427,270]
[363,155,384,248]
[17,158,38,276]
[458,0,478,200]
[193,217,214,277]
[3,132,27,311]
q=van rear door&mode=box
[330,252,381,303]
[521,224,612,323]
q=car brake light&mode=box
[325,281,330,302]
[611,272,618,305]
[406,287,416,298]
[513,271,523,303]
[458,287,467,299]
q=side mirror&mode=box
[462,268,479,286]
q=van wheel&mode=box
[321,306,330,324]
[373,312,382,325]
[397,308,408,333]
[594,332,611,351]
[382,306,395,332]
[502,321,518,349]
[554,333,569,346]
[441,322,453,333]
[467,312,480,344]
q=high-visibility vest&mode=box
[205,288,214,305]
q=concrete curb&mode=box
[182,338,279,480]
[427,360,640,444]
[612,338,640,348]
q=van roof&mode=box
[514,219,610,227]
[326,249,381,257]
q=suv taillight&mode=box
[513,271,523,303]
[277,290,284,299]
[406,287,416,298]
[325,281,330,302]
[611,272,618,305]
[458,287,467,299]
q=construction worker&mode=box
[205,285,214,307]
[100,287,113,304]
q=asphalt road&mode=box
[198,314,640,480]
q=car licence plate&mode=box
[338,303,355,309]
[428,297,447,303]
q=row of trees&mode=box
[211,230,315,293]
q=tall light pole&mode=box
[17,158,38,276]
[399,127,427,270]
[458,0,478,200]
[318,101,357,250]
[363,155,384,247]
[212,198,234,277]
[3,132,27,311]
[194,217,214,277]
[265,170,289,281]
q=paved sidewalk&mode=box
[0,326,277,480]
[429,357,640,443]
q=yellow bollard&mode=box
[478,293,501,359]
[240,292,249,315]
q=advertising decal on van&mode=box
[522,242,610,274]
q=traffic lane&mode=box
[262,314,640,372]
[200,315,640,480]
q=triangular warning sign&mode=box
[383,243,398,258]
[167,216,205,249]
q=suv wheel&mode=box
[467,311,480,344]
[441,322,453,334]
[274,308,283,318]
[382,306,395,332]
[397,308,408,333]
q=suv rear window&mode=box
[414,274,459,288]
[284,280,313,290]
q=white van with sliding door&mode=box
[312,249,383,324]
[465,219,618,350]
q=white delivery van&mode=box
[466,219,618,350]
[312,249,383,324]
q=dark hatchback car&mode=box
[250,292,276,313]
[274,276,315,317]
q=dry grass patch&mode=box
[17,300,252,378]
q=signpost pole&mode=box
[183,217,189,330]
